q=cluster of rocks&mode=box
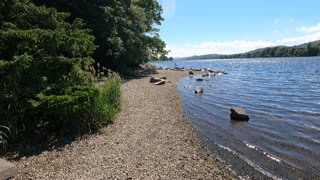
[186,69,228,93]
[185,69,250,122]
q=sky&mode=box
[157,0,320,57]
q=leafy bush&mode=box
[0,0,122,151]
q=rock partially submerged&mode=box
[189,71,194,75]
[194,86,204,94]
[230,107,249,121]
[196,78,204,81]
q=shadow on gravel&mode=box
[2,67,158,161]
[121,67,159,83]
[3,128,96,161]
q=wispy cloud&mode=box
[162,0,176,20]
[167,40,277,57]
[297,23,320,33]
[277,32,320,44]
[167,22,320,57]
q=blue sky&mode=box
[157,0,320,57]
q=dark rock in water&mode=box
[154,80,165,85]
[196,78,204,81]
[150,77,162,83]
[194,86,203,93]
[189,71,194,75]
[230,107,249,121]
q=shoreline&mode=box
[3,69,231,179]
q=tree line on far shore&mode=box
[0,0,167,152]
[185,40,320,60]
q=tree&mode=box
[0,0,121,144]
[32,0,168,73]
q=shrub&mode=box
[0,0,122,152]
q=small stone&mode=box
[189,71,194,75]
[230,107,249,121]
[194,86,203,93]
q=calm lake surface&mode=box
[151,57,320,179]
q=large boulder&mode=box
[230,107,249,121]
[150,77,162,83]
[194,86,204,93]
[0,159,18,180]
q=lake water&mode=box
[151,57,320,179]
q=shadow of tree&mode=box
[3,127,96,161]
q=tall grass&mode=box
[0,126,11,152]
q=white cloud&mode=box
[167,40,277,57]
[277,32,320,45]
[162,0,176,19]
[166,22,320,57]
[297,23,320,33]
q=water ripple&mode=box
[153,57,320,178]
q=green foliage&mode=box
[32,0,168,73]
[0,126,11,152]
[0,0,122,152]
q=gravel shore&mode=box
[6,70,230,179]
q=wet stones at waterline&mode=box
[230,107,249,121]
[202,73,209,77]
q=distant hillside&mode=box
[181,40,320,60]
[184,54,221,60]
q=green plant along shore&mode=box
[0,0,167,152]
